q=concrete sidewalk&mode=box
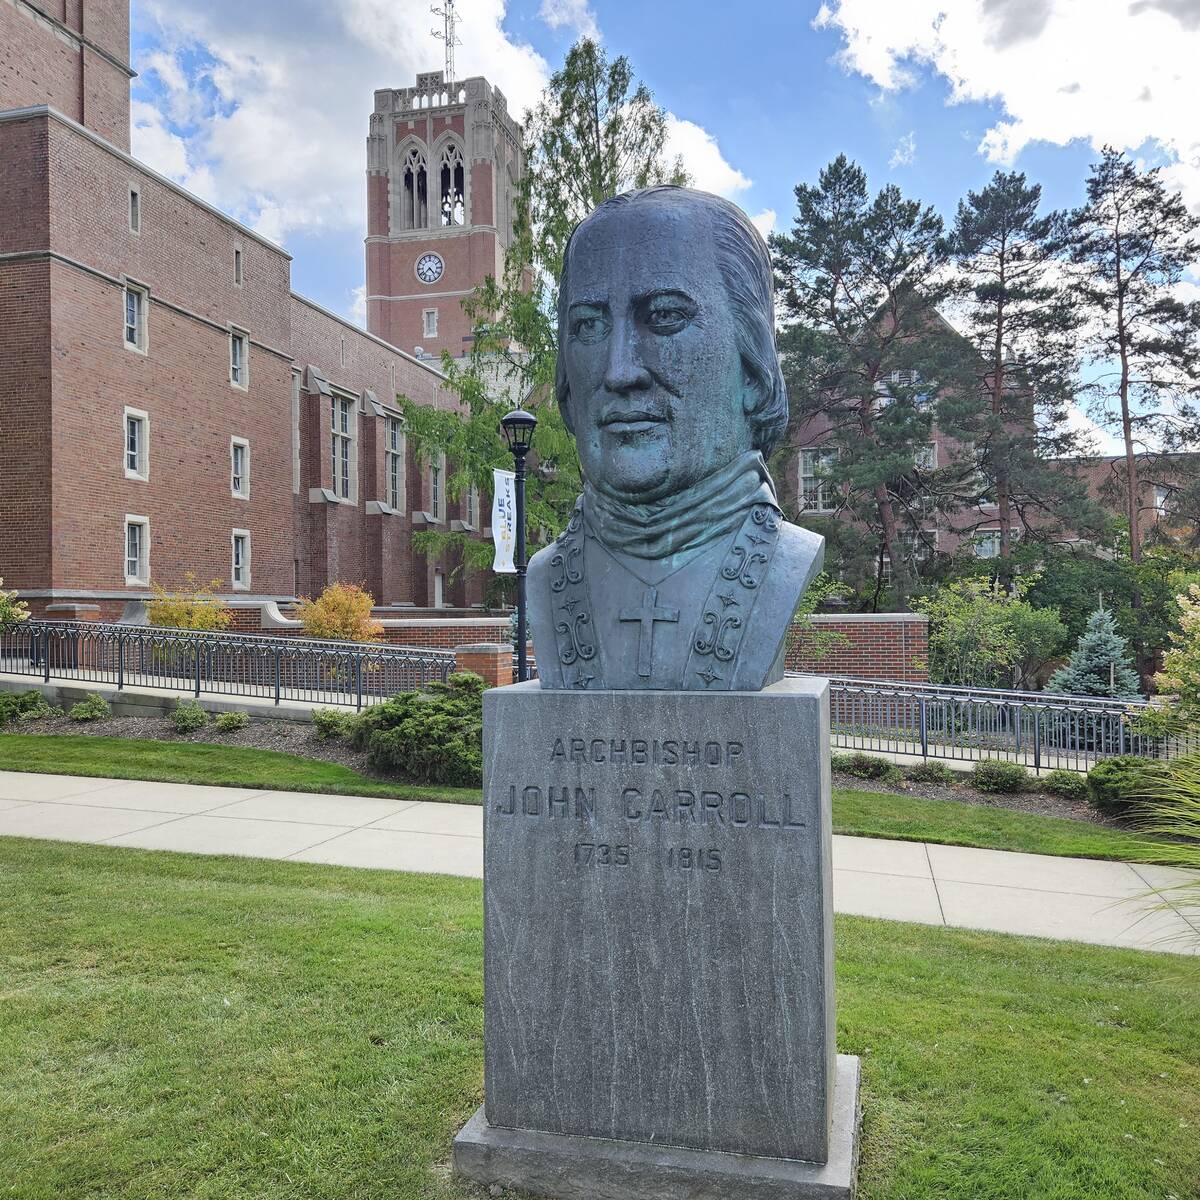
[0,770,1196,956]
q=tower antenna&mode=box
[431,0,462,84]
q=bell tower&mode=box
[365,72,523,362]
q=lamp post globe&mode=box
[500,407,537,681]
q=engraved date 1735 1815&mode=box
[573,843,723,874]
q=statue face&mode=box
[562,203,756,501]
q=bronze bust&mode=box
[527,186,823,691]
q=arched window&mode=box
[402,147,428,230]
[439,142,465,226]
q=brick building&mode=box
[0,0,506,619]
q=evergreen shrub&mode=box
[905,761,958,786]
[312,708,357,740]
[830,751,902,784]
[1086,755,1150,817]
[1046,607,1141,698]
[0,691,59,725]
[1041,768,1088,801]
[171,700,209,734]
[972,759,1029,793]
[352,672,484,786]
[214,711,250,734]
[68,693,110,722]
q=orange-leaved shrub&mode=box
[296,583,384,643]
[146,574,232,632]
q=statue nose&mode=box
[603,321,652,394]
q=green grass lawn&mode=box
[0,732,1168,864]
[0,837,1195,1200]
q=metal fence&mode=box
[1,620,455,710]
[793,674,1199,772]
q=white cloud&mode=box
[888,130,916,168]
[1065,401,1122,457]
[664,116,751,198]
[815,0,1200,209]
[749,209,777,240]
[132,0,551,244]
[538,0,600,40]
[348,284,368,327]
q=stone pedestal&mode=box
[454,677,859,1199]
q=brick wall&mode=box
[0,0,132,151]
[786,613,928,681]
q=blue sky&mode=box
[128,0,1200,453]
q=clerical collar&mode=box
[582,451,779,562]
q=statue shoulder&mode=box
[776,519,825,579]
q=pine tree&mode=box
[1045,606,1142,698]
[943,170,1107,571]
[771,155,974,602]
[401,39,690,589]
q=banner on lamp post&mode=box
[491,468,517,573]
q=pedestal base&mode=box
[454,1054,861,1200]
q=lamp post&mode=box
[500,407,537,682]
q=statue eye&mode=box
[569,308,610,344]
[644,296,696,335]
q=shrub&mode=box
[0,690,58,725]
[830,751,902,785]
[296,583,383,643]
[354,672,485,786]
[1041,768,1088,802]
[0,576,30,633]
[171,699,209,733]
[146,573,232,631]
[214,711,250,734]
[68,693,110,722]
[1086,755,1151,817]
[1133,753,1200,944]
[905,761,958,786]
[971,759,1029,793]
[312,708,357,740]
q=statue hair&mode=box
[554,185,789,459]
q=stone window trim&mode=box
[124,515,150,586]
[229,326,250,390]
[340,335,347,368]
[123,279,149,355]
[128,184,141,235]
[123,406,149,481]
[330,392,358,504]
[423,307,439,339]
[385,415,407,514]
[230,436,250,500]
[435,136,467,227]
[234,244,244,287]
[430,449,447,523]
[231,529,251,591]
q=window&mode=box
[229,329,249,389]
[433,571,445,608]
[128,186,140,234]
[879,531,934,583]
[1154,485,1175,515]
[973,528,1018,558]
[466,484,480,528]
[423,308,438,339]
[430,450,446,521]
[331,396,354,500]
[439,142,465,226]
[231,437,249,499]
[799,447,838,513]
[340,335,346,368]
[231,530,251,590]
[124,515,149,584]
[234,246,243,286]
[914,443,937,471]
[123,283,147,352]
[385,416,405,511]
[123,407,148,480]
[389,361,397,398]
[401,146,428,229]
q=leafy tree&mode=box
[402,39,689,582]
[1154,583,1200,718]
[912,574,1066,689]
[295,584,383,643]
[771,155,975,603]
[0,576,30,633]
[944,170,1105,569]
[1045,605,1141,698]
[1065,148,1200,674]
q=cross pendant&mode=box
[618,585,680,678]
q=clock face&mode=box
[415,252,444,285]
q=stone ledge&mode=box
[454,1055,861,1200]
